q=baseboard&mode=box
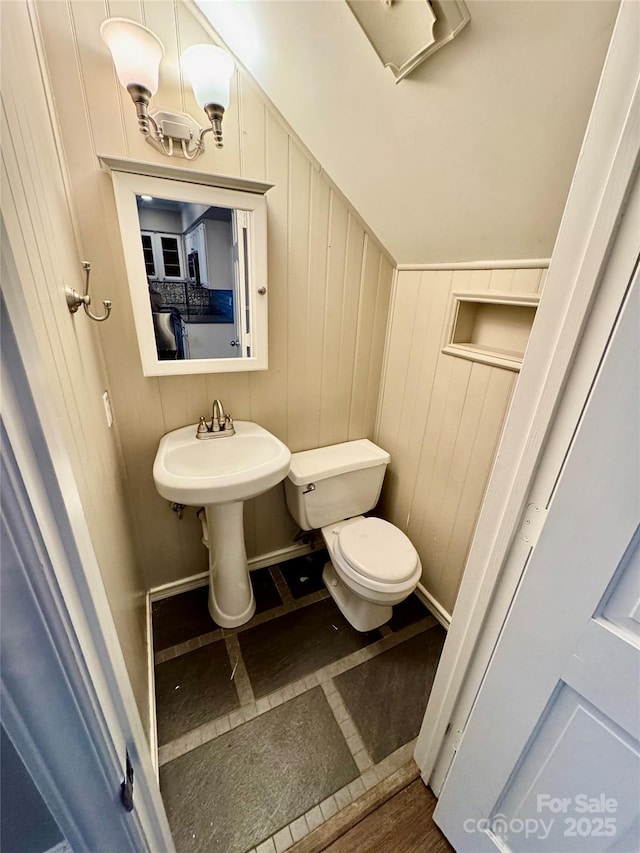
[415,583,452,629]
[149,571,209,602]
[148,539,322,602]
[246,539,322,571]
[145,591,159,779]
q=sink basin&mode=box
[153,420,291,629]
[153,421,291,506]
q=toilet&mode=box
[285,439,421,632]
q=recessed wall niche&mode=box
[443,292,539,371]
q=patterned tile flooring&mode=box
[153,552,446,853]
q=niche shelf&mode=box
[443,292,539,371]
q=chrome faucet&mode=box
[196,398,235,439]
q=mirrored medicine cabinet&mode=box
[100,156,272,376]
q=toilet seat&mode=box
[336,517,419,585]
[321,516,422,629]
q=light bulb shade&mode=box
[181,45,234,110]
[100,18,164,96]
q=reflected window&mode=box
[140,231,185,281]
[141,234,155,276]
[160,235,183,278]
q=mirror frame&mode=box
[100,156,272,376]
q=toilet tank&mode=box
[285,439,390,530]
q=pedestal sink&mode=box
[153,421,291,627]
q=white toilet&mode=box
[285,439,422,632]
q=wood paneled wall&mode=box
[376,268,546,616]
[35,0,394,589]
[1,2,149,722]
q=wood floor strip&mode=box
[288,760,420,853]
[323,779,454,853]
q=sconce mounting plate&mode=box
[146,109,204,158]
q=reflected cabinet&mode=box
[101,157,272,375]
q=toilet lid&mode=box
[338,517,418,583]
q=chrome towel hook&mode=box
[65,261,112,322]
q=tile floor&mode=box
[152,550,446,853]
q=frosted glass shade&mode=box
[100,18,164,96]
[181,45,234,110]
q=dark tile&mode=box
[279,550,328,599]
[152,586,214,652]
[388,594,430,633]
[155,641,239,745]
[252,566,283,614]
[160,686,358,853]
[152,570,282,652]
[335,625,446,763]
[239,598,381,699]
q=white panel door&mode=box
[433,254,640,851]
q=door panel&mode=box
[601,533,640,636]
[433,255,639,850]
[493,685,640,852]
[564,617,640,740]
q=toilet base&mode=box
[323,562,392,632]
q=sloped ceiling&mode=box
[194,0,619,264]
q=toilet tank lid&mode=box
[288,439,390,486]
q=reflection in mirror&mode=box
[103,160,270,376]
[137,195,246,361]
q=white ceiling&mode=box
[195,0,619,264]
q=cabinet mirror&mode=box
[103,158,271,375]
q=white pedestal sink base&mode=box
[204,503,256,628]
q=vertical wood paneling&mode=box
[319,193,349,447]
[364,255,394,434]
[376,267,545,615]
[439,368,515,608]
[414,356,474,595]
[378,271,422,449]
[247,112,289,439]
[285,142,312,448]
[327,214,366,445]
[380,270,450,531]
[349,236,387,440]
[2,1,149,722]
[300,168,331,449]
[35,0,394,588]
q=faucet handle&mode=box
[197,416,209,435]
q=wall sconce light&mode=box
[100,18,234,159]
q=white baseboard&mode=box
[245,540,322,572]
[148,539,322,602]
[149,571,209,602]
[145,591,158,779]
[416,582,452,629]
